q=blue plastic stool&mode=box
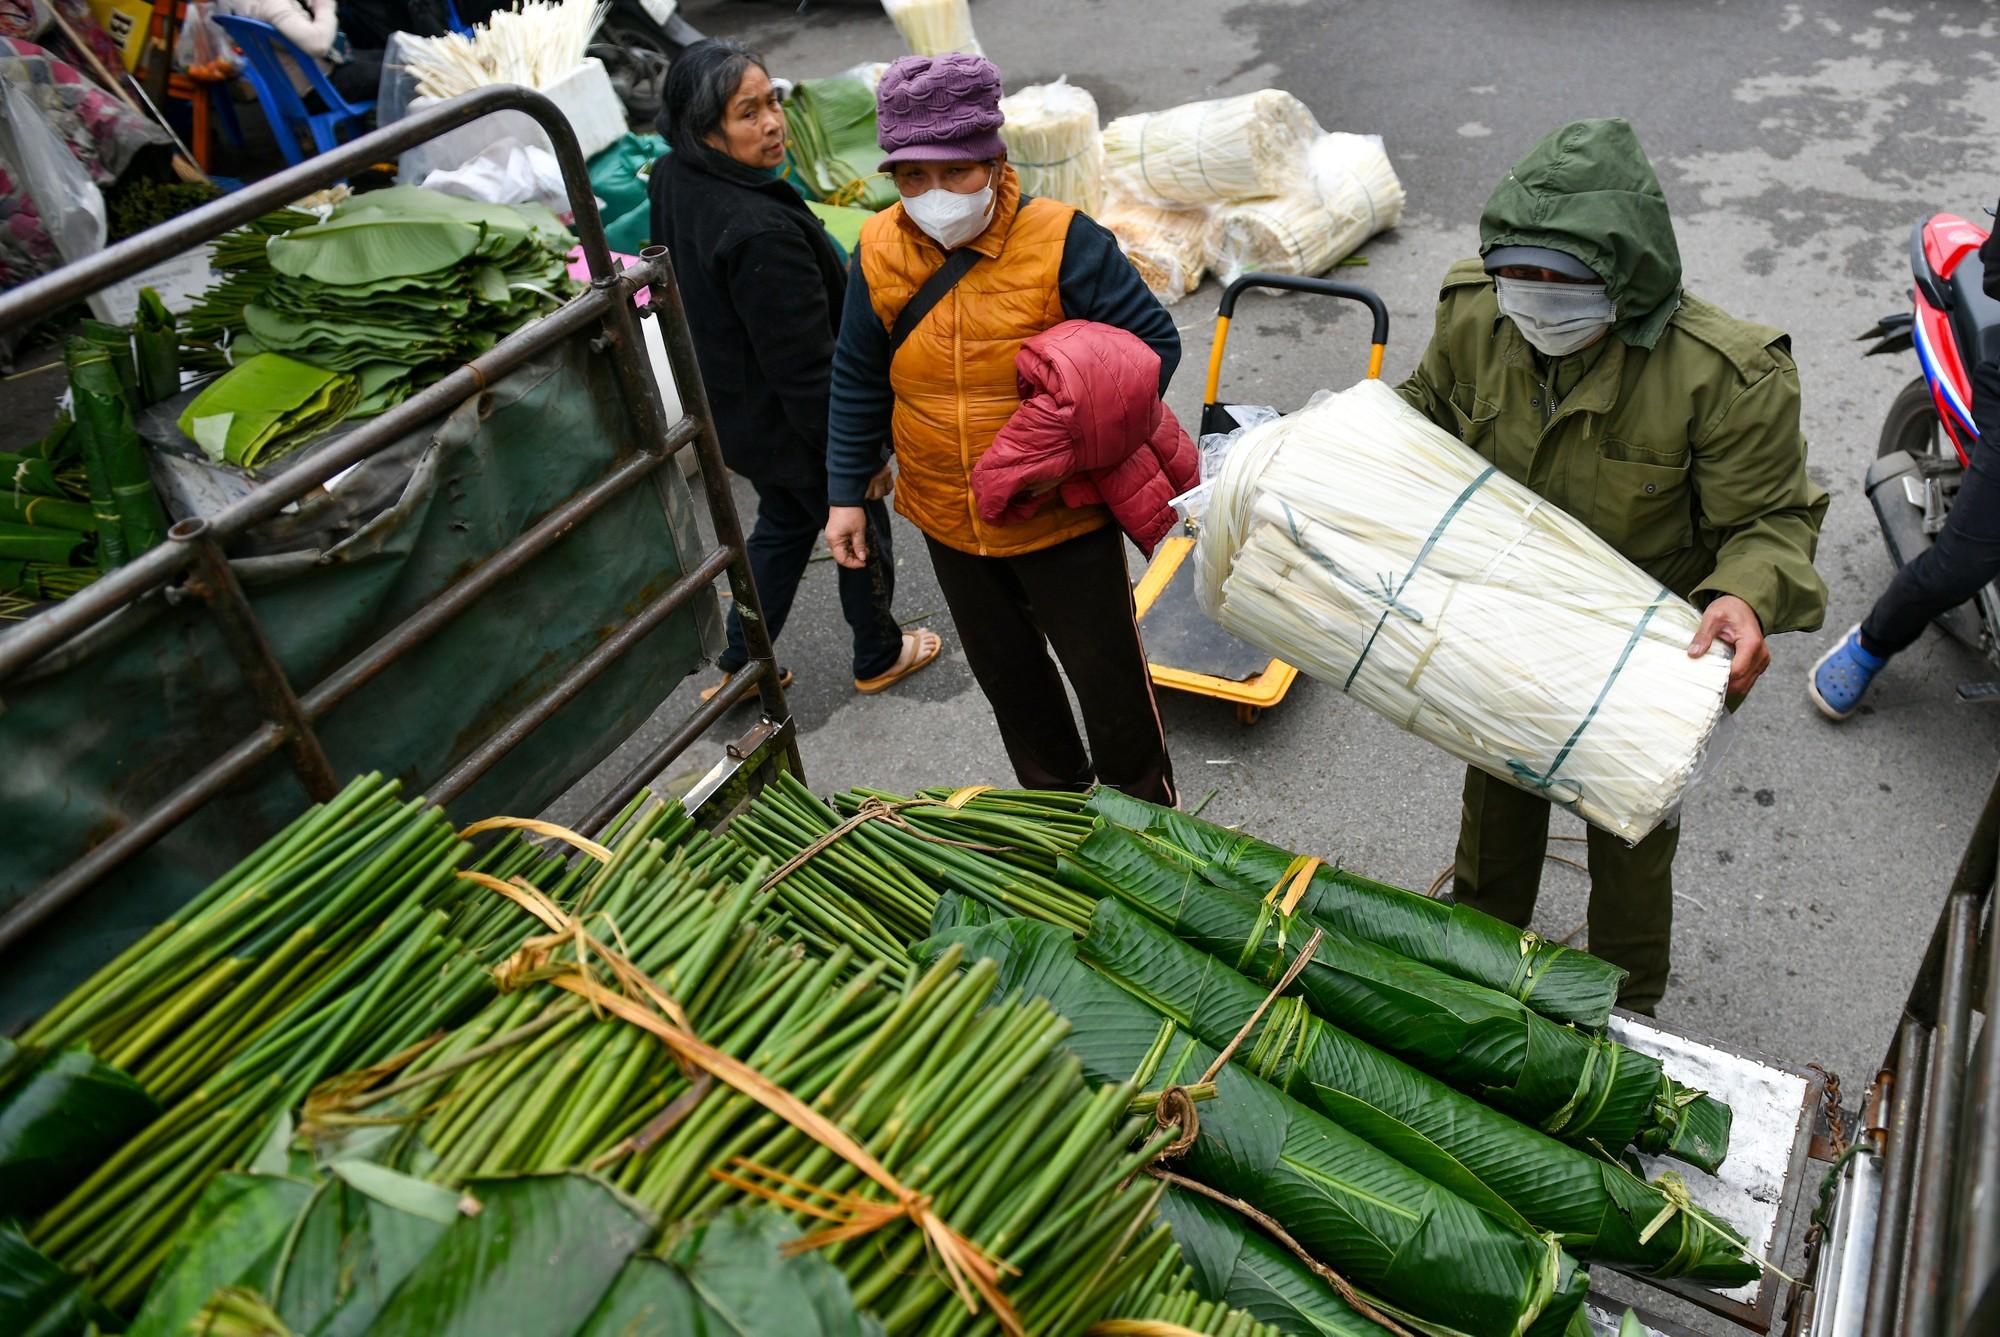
[213,14,375,167]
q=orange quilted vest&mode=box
[857,166,1109,556]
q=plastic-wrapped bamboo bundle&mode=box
[1101,90,1323,207]
[1195,379,1731,841]
[881,0,983,56]
[999,78,1104,214]
[1211,133,1406,283]
[1100,189,1218,303]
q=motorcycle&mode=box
[590,0,711,128]
[1858,209,2000,698]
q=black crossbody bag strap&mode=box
[888,248,984,358]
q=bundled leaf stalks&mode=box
[1101,190,1220,303]
[1101,91,1323,208]
[1099,1256,1284,1337]
[1081,898,1757,1283]
[1210,133,1405,285]
[917,913,1592,1337]
[1193,379,1732,841]
[14,776,547,1309]
[402,0,609,98]
[881,0,983,56]
[787,76,900,211]
[302,798,1182,1334]
[1065,824,1732,1173]
[1000,79,1105,214]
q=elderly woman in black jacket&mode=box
[649,41,939,701]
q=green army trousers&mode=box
[1452,766,1679,1015]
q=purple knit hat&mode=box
[875,54,1008,171]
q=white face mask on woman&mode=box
[1493,276,1617,357]
[902,183,996,250]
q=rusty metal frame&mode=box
[0,86,795,955]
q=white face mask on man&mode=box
[902,182,997,250]
[1493,276,1617,357]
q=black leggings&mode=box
[1862,360,2000,656]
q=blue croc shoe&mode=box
[1808,625,1886,721]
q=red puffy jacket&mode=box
[970,320,1199,557]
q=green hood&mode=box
[1479,118,1683,349]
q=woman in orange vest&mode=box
[824,54,1179,805]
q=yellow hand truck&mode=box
[1133,272,1391,724]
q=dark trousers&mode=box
[1862,360,2000,656]
[1453,767,1680,1014]
[718,479,902,680]
[924,524,1176,806]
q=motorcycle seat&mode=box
[1945,249,2000,379]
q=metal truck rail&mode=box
[0,85,794,956]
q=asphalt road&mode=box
[565,0,2000,1093]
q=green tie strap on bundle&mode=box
[1065,826,1732,1174]
[915,915,1592,1337]
[786,77,899,211]
[132,289,182,408]
[177,354,363,470]
[1084,787,1626,1030]
[1081,898,1758,1285]
[66,337,170,564]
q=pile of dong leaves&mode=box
[178,188,576,469]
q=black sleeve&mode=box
[1057,213,1182,395]
[826,254,896,506]
[720,225,838,453]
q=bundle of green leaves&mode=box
[177,188,577,463]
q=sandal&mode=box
[699,665,794,704]
[855,629,942,695]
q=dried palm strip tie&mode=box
[1101,90,1323,208]
[1195,379,1731,841]
[881,0,983,56]
[1100,189,1219,303]
[1001,78,1105,214]
[1211,133,1407,283]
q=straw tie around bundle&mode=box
[452,839,1027,1333]
[754,794,1010,894]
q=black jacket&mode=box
[649,150,847,488]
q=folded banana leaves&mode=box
[66,336,170,564]
[1066,826,1732,1173]
[916,914,1592,1337]
[1151,1186,1406,1337]
[78,319,141,412]
[1082,898,1757,1284]
[0,522,87,564]
[177,189,576,433]
[0,495,95,532]
[1085,788,1626,1029]
[177,353,363,469]
[133,288,181,408]
[786,77,899,211]
[0,1046,159,1220]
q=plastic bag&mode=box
[0,74,106,272]
[174,3,239,79]
[420,138,570,213]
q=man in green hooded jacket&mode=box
[1398,118,1828,1013]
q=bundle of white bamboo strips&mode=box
[881,0,983,56]
[1101,89,1323,207]
[403,1,608,99]
[1196,380,1731,841]
[1211,133,1406,283]
[1099,189,1218,303]
[1000,79,1103,213]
